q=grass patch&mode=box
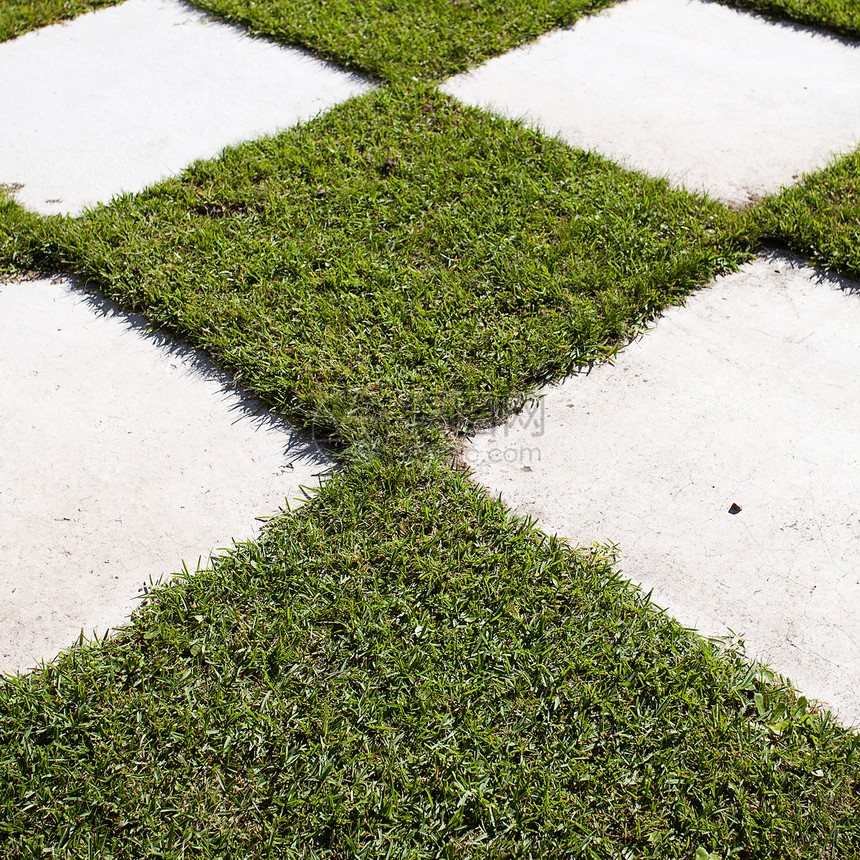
[1,458,858,857]
[745,149,860,280]
[0,188,48,276]
[0,0,121,42]
[36,86,745,451]
[190,0,613,83]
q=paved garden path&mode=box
[2,0,860,725]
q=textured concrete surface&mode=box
[443,0,860,207]
[465,254,860,725]
[0,276,330,673]
[0,0,372,216]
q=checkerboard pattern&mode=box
[2,0,860,718]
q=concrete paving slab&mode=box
[464,254,860,725]
[0,0,372,216]
[0,276,331,673]
[442,0,860,207]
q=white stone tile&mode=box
[443,0,860,206]
[465,254,860,725]
[0,0,373,216]
[0,276,331,672]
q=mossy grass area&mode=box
[2,460,859,857]
[3,0,860,855]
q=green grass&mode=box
[717,0,860,41]
[0,189,45,276]
[190,0,613,83]
[0,0,120,42]
[745,149,860,280]
[27,86,745,451]
[1,459,858,857]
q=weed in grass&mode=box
[1,459,858,856]
[35,86,747,453]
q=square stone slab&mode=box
[442,0,860,207]
[464,254,860,725]
[0,276,331,673]
[0,0,372,216]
